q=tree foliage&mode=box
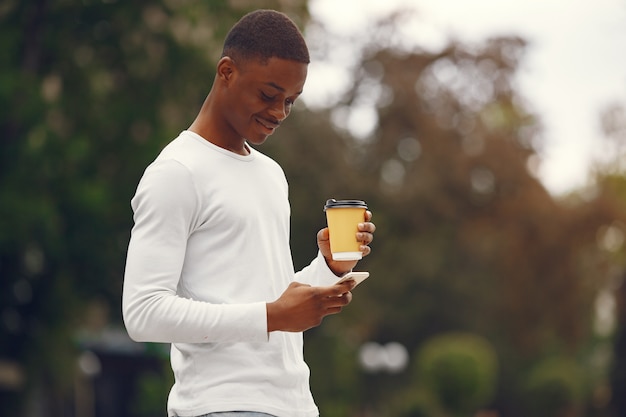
[269,14,626,416]
[413,332,498,415]
[0,0,308,414]
[1,1,625,416]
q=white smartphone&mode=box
[335,271,370,287]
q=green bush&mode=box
[395,388,446,417]
[413,332,498,415]
[522,357,585,417]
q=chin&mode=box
[246,134,271,147]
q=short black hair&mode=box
[222,9,310,64]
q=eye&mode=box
[261,91,275,102]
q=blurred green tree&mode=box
[521,357,585,417]
[0,0,308,415]
[595,101,626,417]
[413,332,498,415]
[267,11,626,416]
[2,1,625,416]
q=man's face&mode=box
[223,56,308,146]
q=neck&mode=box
[188,90,250,156]
[188,124,250,156]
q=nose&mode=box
[268,101,289,122]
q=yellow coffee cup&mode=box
[324,199,368,261]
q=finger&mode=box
[325,306,344,315]
[288,281,309,289]
[357,231,373,245]
[318,282,354,297]
[335,291,353,306]
[336,279,356,292]
[317,227,330,241]
[325,291,352,308]
[358,221,376,234]
[364,210,373,222]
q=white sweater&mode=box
[123,130,339,417]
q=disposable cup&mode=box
[324,199,368,261]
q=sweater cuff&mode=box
[315,250,346,285]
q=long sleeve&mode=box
[122,131,323,417]
[122,159,267,344]
[295,251,343,286]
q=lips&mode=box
[256,117,279,134]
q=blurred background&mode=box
[1,0,626,416]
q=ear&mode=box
[216,57,236,84]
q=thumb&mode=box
[317,227,330,242]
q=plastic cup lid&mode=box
[324,199,368,210]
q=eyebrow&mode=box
[265,82,303,95]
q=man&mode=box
[122,9,375,417]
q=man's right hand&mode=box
[266,281,355,333]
